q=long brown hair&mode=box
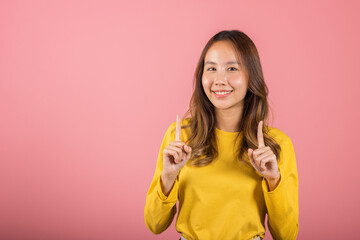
[176,30,281,167]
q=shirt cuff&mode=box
[156,175,179,203]
[262,175,283,194]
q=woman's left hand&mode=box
[248,121,280,182]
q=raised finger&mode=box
[257,120,265,148]
[175,114,181,141]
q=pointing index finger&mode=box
[257,120,265,148]
[175,114,181,141]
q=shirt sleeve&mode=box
[261,136,299,240]
[144,121,179,234]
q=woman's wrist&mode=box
[161,172,177,182]
[160,173,177,196]
[265,173,281,191]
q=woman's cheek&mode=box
[203,73,215,85]
[228,76,245,89]
[202,76,212,91]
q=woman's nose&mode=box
[214,71,227,85]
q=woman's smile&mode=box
[212,90,233,98]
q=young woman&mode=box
[144,30,299,240]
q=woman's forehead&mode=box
[205,41,243,64]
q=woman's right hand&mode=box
[162,114,192,179]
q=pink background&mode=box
[1,0,359,239]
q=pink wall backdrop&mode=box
[1,0,359,239]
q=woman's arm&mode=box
[262,136,299,240]
[144,122,179,234]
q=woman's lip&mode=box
[212,90,232,98]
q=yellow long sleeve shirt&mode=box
[144,118,299,240]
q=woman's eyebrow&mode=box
[205,61,239,65]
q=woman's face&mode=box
[202,40,249,112]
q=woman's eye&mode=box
[206,67,238,71]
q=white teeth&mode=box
[214,91,231,95]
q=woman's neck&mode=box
[215,107,243,132]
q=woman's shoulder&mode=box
[266,125,293,146]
